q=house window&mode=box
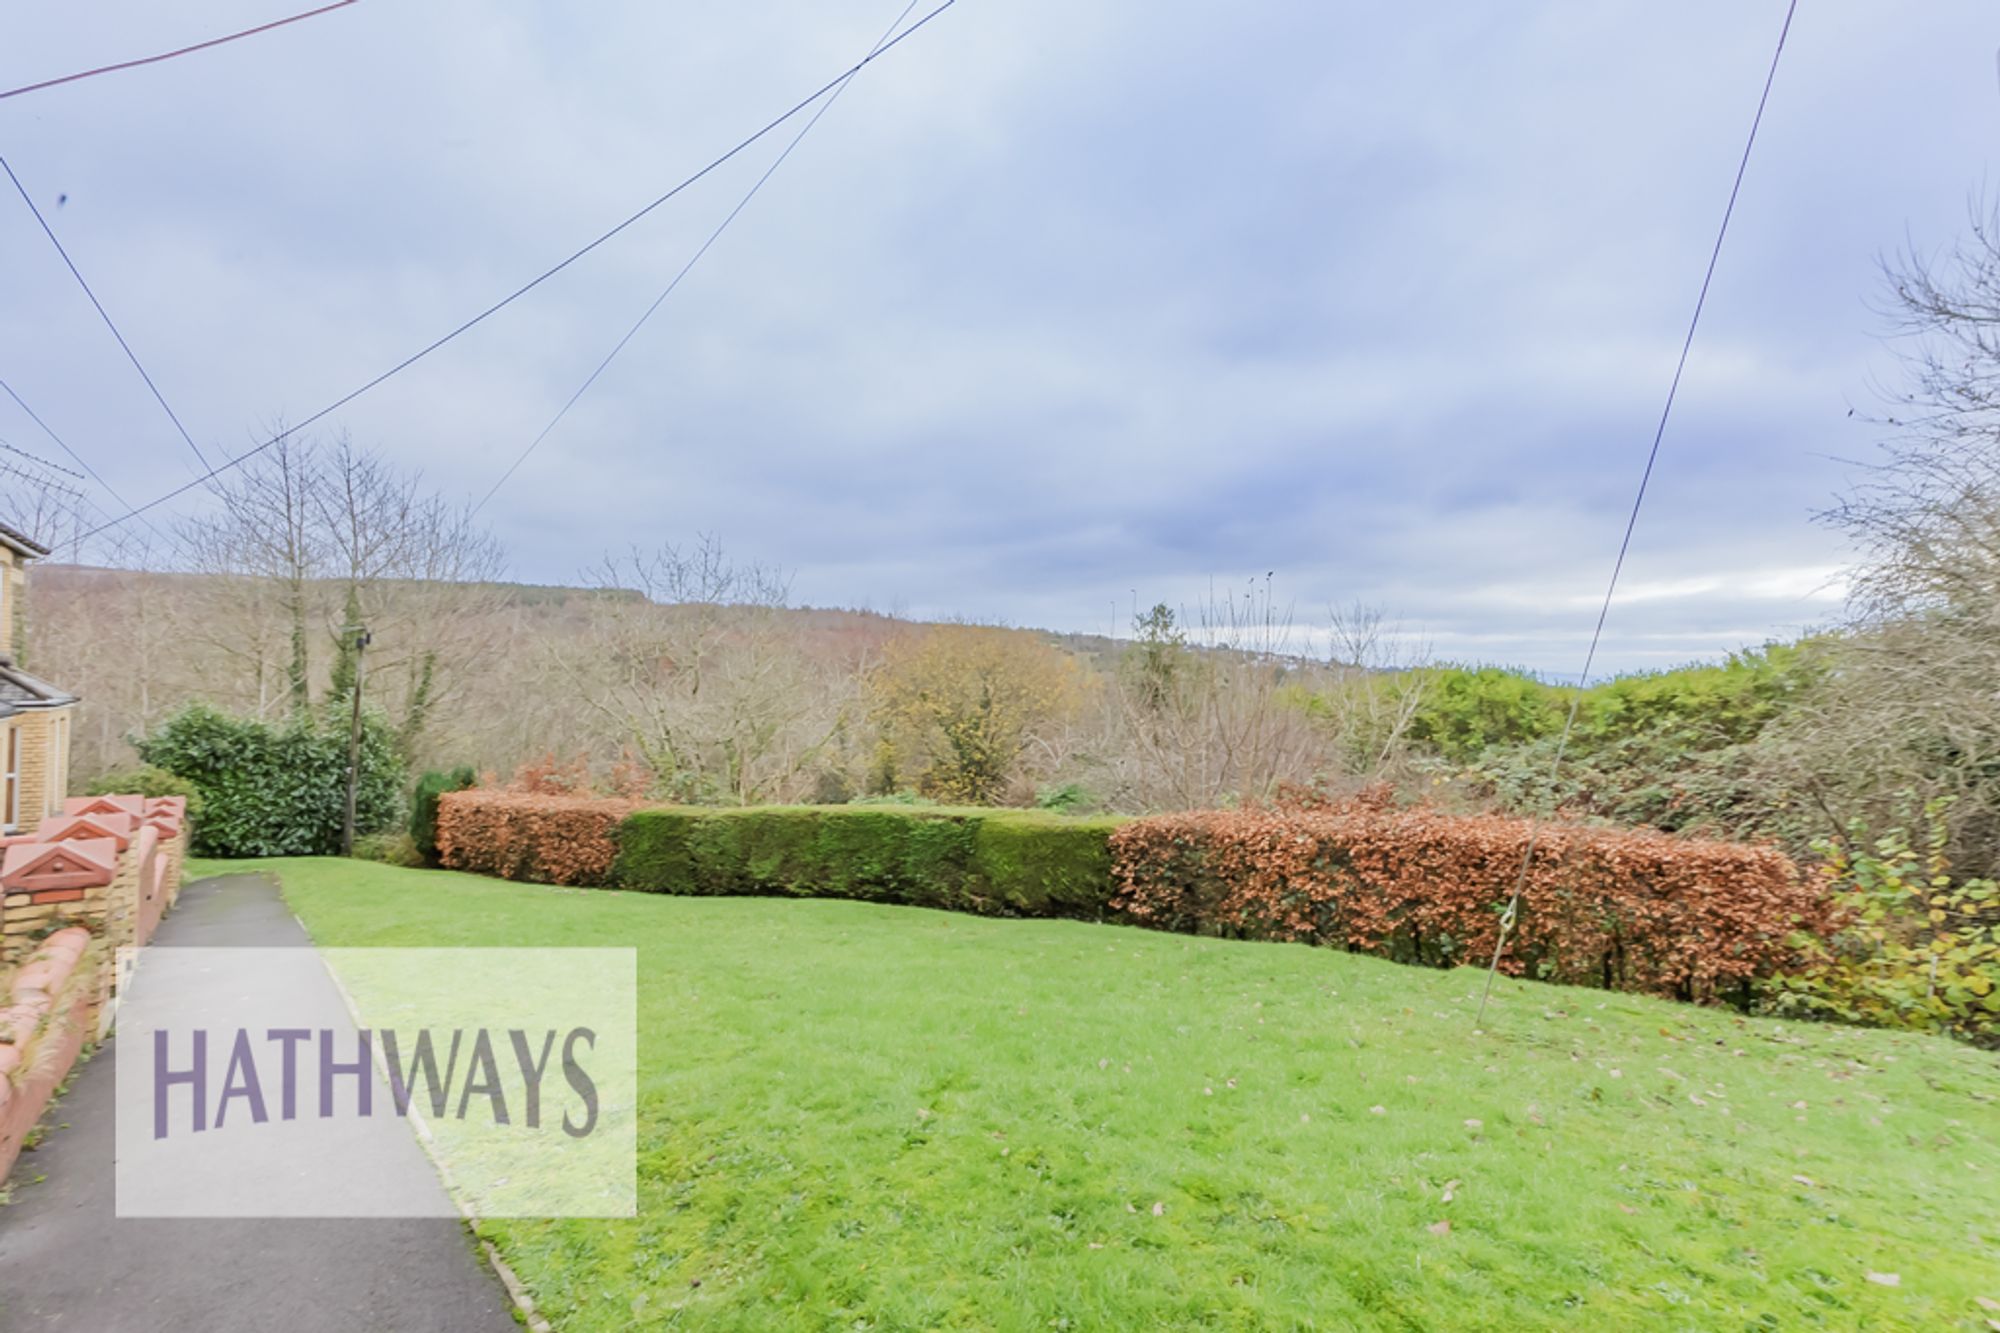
[3,724,17,832]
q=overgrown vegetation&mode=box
[1763,800,2000,1046]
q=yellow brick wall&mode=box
[0,546,17,660]
[6,705,73,834]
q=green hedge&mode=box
[134,703,403,858]
[612,805,1126,918]
[410,765,478,866]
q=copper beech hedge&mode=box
[1110,806,1836,1001]
[435,790,635,886]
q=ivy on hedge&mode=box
[410,765,478,866]
[135,703,404,858]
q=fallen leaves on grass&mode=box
[1427,1221,1451,1235]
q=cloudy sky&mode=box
[3,1,1997,675]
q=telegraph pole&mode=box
[341,623,371,857]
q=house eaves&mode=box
[0,655,77,709]
[0,522,50,561]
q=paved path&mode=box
[0,874,521,1333]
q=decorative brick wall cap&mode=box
[37,811,135,851]
[62,794,143,819]
[142,795,188,817]
[2,837,118,891]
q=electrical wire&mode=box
[3,156,213,469]
[1474,0,1800,1027]
[0,2,359,102]
[73,0,959,544]
[0,375,173,547]
[471,0,926,517]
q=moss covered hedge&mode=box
[612,805,1126,918]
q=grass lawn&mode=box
[195,857,2000,1331]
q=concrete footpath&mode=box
[0,874,521,1332]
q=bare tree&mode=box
[1322,600,1432,776]
[179,428,324,719]
[1779,199,2000,872]
[175,429,506,762]
[556,535,856,803]
[1086,578,1333,810]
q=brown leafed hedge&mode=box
[435,790,636,886]
[1110,806,1835,1001]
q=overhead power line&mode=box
[76,0,959,544]
[0,1,359,102]
[1475,0,1800,1026]
[2,156,213,470]
[472,0,927,517]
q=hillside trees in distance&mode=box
[870,623,1086,804]
[553,535,865,805]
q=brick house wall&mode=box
[0,525,79,834]
[7,706,76,833]
[0,537,23,660]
